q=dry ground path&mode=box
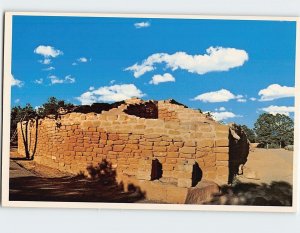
[9,159,145,203]
[8,148,293,205]
[239,148,293,184]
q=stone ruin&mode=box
[17,98,249,203]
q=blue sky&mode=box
[11,16,296,128]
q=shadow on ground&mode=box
[205,181,292,206]
[9,160,145,203]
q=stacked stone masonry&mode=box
[17,98,249,202]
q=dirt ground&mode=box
[9,147,293,205]
[238,148,293,184]
[9,148,146,202]
[206,148,293,206]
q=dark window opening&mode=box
[125,101,158,119]
[192,162,203,187]
[73,101,125,114]
[151,159,163,180]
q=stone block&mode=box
[157,141,170,146]
[216,153,229,161]
[179,147,196,154]
[74,146,85,152]
[166,158,177,164]
[215,138,229,147]
[216,161,228,166]
[214,123,229,131]
[166,186,188,204]
[153,152,167,157]
[177,178,192,188]
[185,181,220,204]
[184,141,196,147]
[199,125,212,132]
[174,142,184,147]
[144,134,161,139]
[112,140,124,145]
[217,166,229,175]
[108,133,119,140]
[167,152,179,158]
[214,147,229,153]
[179,153,192,159]
[113,145,125,152]
[197,139,214,148]
[153,146,167,152]
[123,147,132,153]
[126,144,139,150]
[141,150,153,157]
[137,171,151,181]
[196,151,208,158]
[163,164,175,171]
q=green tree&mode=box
[11,97,75,159]
[37,97,74,118]
[10,106,23,144]
[254,113,294,148]
[10,104,38,159]
[11,104,37,143]
[241,125,256,143]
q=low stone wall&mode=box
[17,98,249,203]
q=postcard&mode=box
[2,12,299,212]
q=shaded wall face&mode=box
[125,102,158,119]
[17,106,233,187]
[228,125,250,183]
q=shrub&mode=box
[284,145,294,151]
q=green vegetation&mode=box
[36,96,74,118]
[240,125,256,143]
[254,113,294,148]
[10,97,74,159]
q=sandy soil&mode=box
[239,148,293,184]
[9,147,293,205]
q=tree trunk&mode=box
[20,121,30,159]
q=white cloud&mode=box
[78,57,88,63]
[193,89,242,103]
[89,86,95,91]
[34,45,63,65]
[11,74,24,87]
[48,75,75,85]
[39,58,52,65]
[49,75,64,84]
[258,84,294,101]
[209,111,241,121]
[125,47,248,78]
[110,80,116,85]
[76,84,145,105]
[34,45,63,58]
[261,105,295,116]
[65,75,76,83]
[34,78,43,84]
[126,63,154,78]
[250,97,257,101]
[134,21,151,28]
[72,57,89,66]
[237,98,247,103]
[43,66,55,71]
[149,73,175,85]
[15,99,20,103]
[215,107,226,111]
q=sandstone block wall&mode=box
[17,98,248,192]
